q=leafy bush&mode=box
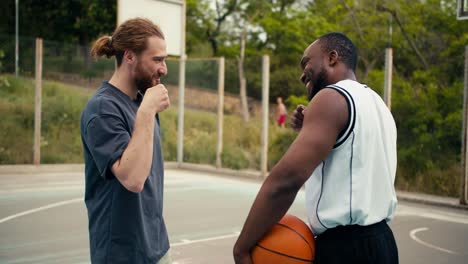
[222,146,249,170]
[268,128,297,169]
[285,95,308,113]
[0,49,9,87]
[0,75,90,164]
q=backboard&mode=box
[117,0,185,56]
[458,0,468,20]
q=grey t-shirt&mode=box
[80,81,169,263]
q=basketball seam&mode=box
[256,222,314,262]
[255,244,313,263]
[276,223,313,253]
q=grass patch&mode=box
[2,74,460,197]
[0,74,293,170]
[395,164,461,197]
[0,75,92,164]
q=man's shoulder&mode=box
[331,79,366,89]
[325,80,376,100]
[81,83,125,124]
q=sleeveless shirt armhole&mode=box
[324,85,356,148]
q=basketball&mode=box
[251,214,315,264]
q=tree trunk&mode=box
[80,32,92,70]
[82,45,91,69]
[208,32,219,56]
[377,4,429,70]
[362,58,377,81]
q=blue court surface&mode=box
[1,168,467,263]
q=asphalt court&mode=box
[0,168,467,263]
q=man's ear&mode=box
[328,50,339,66]
[123,50,136,65]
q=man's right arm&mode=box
[233,89,348,263]
[111,84,169,193]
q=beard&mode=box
[134,62,155,94]
[308,66,329,101]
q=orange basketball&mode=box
[251,214,315,264]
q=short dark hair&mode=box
[318,32,357,71]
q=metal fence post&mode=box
[216,57,225,168]
[461,45,468,205]
[261,55,270,178]
[33,38,43,165]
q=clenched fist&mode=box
[290,104,306,132]
[140,84,170,114]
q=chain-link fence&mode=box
[161,58,221,165]
[161,56,272,170]
[0,36,274,172]
[1,36,105,163]
[2,34,465,199]
[0,34,115,83]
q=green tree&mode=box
[0,1,115,44]
[185,0,239,56]
[186,0,214,56]
[0,0,115,70]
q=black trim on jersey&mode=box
[316,161,328,229]
[325,85,356,148]
[349,132,355,224]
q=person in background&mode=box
[276,96,287,128]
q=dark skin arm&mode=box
[233,88,349,263]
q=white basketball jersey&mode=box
[305,79,397,236]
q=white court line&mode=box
[409,227,458,255]
[0,196,240,248]
[0,198,82,224]
[0,186,83,194]
[2,180,84,188]
[396,205,468,225]
[171,232,240,247]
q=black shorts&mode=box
[315,220,399,264]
